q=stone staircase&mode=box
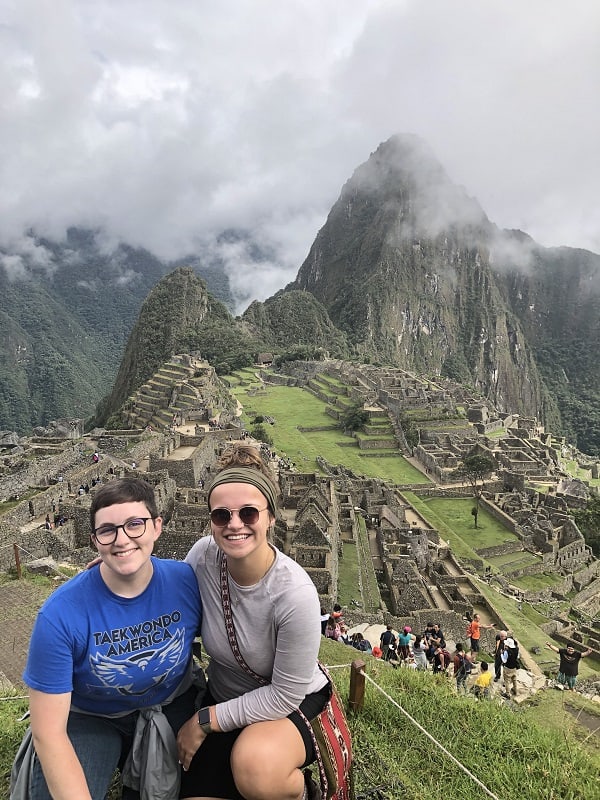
[122,355,212,430]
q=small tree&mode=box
[453,452,496,525]
[399,413,419,449]
[250,423,273,446]
[340,404,369,433]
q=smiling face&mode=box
[93,500,162,593]
[209,481,273,567]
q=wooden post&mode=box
[13,544,22,579]
[349,659,366,712]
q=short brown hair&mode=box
[89,478,159,532]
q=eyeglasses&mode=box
[93,517,153,545]
[210,506,268,527]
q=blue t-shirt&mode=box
[23,558,202,715]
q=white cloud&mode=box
[1,0,598,304]
[0,254,28,280]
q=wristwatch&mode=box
[197,706,212,735]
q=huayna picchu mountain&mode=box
[284,134,600,454]
[94,268,255,427]
[287,135,550,425]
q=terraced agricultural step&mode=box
[135,399,157,412]
[141,386,167,399]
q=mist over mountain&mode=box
[0,229,233,432]
[494,241,600,453]
[1,135,599,455]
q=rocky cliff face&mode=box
[289,134,548,421]
[494,238,600,452]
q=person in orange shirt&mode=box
[467,613,494,663]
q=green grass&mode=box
[564,459,600,487]
[403,492,478,561]
[315,373,347,389]
[510,572,564,591]
[231,383,429,484]
[423,497,518,549]
[403,494,520,565]
[0,696,31,796]
[338,541,360,606]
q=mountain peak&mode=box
[341,133,488,239]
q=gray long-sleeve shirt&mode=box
[185,536,328,732]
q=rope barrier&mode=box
[9,544,38,559]
[2,542,73,578]
[360,669,500,800]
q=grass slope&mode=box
[230,375,428,484]
[319,639,599,800]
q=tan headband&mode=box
[207,467,278,514]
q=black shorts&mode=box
[179,683,331,800]
[471,638,480,652]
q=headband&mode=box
[207,467,278,514]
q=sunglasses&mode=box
[210,505,268,527]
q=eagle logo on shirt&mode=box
[88,627,185,696]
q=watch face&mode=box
[198,707,211,730]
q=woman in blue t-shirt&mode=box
[14,478,202,800]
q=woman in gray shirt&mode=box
[177,443,329,800]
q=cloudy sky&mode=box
[2,0,599,308]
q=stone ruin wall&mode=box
[573,559,600,591]
[0,443,90,501]
[572,579,600,616]
[154,521,207,562]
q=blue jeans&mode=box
[28,687,195,800]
